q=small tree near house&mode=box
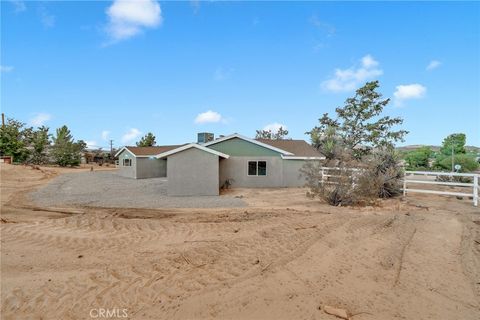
[303,81,408,206]
[136,132,156,147]
[255,126,289,140]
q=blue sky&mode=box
[1,1,479,149]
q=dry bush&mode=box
[301,149,403,206]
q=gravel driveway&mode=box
[29,171,246,208]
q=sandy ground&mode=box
[1,163,479,320]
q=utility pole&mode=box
[451,144,454,172]
[1,113,4,127]
[109,140,114,162]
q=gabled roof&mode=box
[115,145,184,158]
[255,139,324,159]
[202,133,295,155]
[155,143,230,159]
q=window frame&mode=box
[247,160,267,176]
[123,158,132,167]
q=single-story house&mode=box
[115,134,324,196]
[115,145,184,179]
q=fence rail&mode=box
[403,171,478,207]
[318,167,479,207]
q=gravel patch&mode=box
[29,171,246,208]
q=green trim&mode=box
[208,137,281,157]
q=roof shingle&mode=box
[125,145,185,156]
[255,139,322,157]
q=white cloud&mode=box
[39,6,55,28]
[321,54,383,92]
[29,113,51,127]
[394,84,427,106]
[190,0,200,14]
[121,128,142,144]
[309,15,335,36]
[0,65,14,73]
[194,110,224,124]
[213,67,233,81]
[85,141,98,149]
[263,123,288,133]
[105,0,162,43]
[9,0,26,12]
[361,54,379,68]
[101,130,110,141]
[426,60,441,71]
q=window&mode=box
[248,161,267,176]
[123,158,132,166]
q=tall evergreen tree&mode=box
[29,126,51,164]
[52,125,85,166]
[136,132,156,147]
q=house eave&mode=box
[202,133,295,156]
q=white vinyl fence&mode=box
[403,171,479,207]
[319,167,479,207]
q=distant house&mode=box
[115,133,324,196]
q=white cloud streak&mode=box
[29,113,51,127]
[0,65,14,73]
[213,67,233,81]
[394,84,427,106]
[426,60,441,71]
[121,128,142,144]
[101,130,110,141]
[85,140,98,149]
[105,0,162,43]
[39,6,55,28]
[263,123,287,133]
[194,110,224,124]
[321,54,383,92]
[9,0,26,12]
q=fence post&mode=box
[474,175,478,207]
[403,171,407,197]
[321,168,325,185]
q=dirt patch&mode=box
[1,163,479,319]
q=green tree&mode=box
[436,154,478,172]
[439,133,466,155]
[308,81,408,159]
[136,132,156,147]
[310,125,341,160]
[52,125,85,167]
[0,118,31,162]
[255,126,289,140]
[29,126,51,164]
[404,147,433,170]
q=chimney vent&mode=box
[197,132,214,144]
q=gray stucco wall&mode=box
[136,158,167,179]
[219,157,310,188]
[167,148,220,196]
[282,159,308,187]
[219,156,284,188]
[117,150,136,178]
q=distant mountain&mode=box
[397,145,480,153]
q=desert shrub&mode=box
[367,148,403,198]
[403,147,433,170]
[302,148,403,206]
[435,174,473,184]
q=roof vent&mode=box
[197,132,214,144]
